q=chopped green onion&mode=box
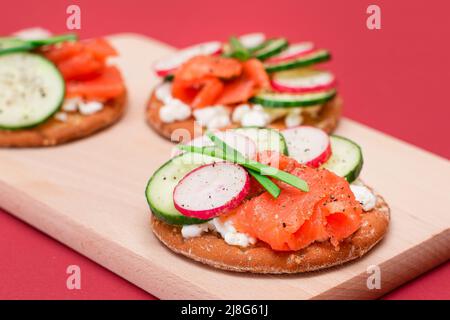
[205,132,281,198]
[180,133,309,193]
[228,36,251,61]
[247,169,280,198]
[29,33,78,46]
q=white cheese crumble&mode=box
[181,218,256,248]
[232,104,289,127]
[78,101,104,115]
[159,100,192,123]
[181,223,210,239]
[231,104,251,123]
[193,105,230,130]
[156,83,192,123]
[62,98,81,112]
[240,104,271,127]
[155,82,174,103]
[54,112,68,122]
[350,184,377,211]
[285,109,303,128]
[62,97,104,115]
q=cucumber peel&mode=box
[0,52,65,130]
[264,49,331,73]
[253,38,289,60]
[251,89,336,108]
[321,135,364,183]
[0,33,78,55]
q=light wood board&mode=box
[0,33,449,300]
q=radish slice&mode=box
[154,41,223,77]
[271,69,336,93]
[239,32,266,49]
[266,42,315,64]
[281,126,331,168]
[173,131,257,160]
[173,162,250,219]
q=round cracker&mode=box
[0,92,126,148]
[145,87,342,142]
[151,190,390,274]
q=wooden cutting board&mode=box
[1,33,449,300]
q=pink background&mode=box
[1,0,449,299]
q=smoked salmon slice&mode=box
[43,38,117,63]
[57,51,104,81]
[228,152,362,251]
[191,77,224,108]
[66,66,125,100]
[175,55,242,82]
[216,59,269,105]
[171,55,270,107]
[215,77,255,105]
[44,38,117,81]
[242,58,270,89]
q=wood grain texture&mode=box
[0,34,449,300]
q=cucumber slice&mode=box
[251,89,336,108]
[322,135,363,183]
[0,34,77,55]
[0,53,65,130]
[233,127,288,155]
[264,49,330,73]
[253,38,289,60]
[146,152,221,225]
[0,38,34,55]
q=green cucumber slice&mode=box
[322,135,363,183]
[250,89,336,108]
[253,38,289,60]
[0,53,65,130]
[0,38,34,55]
[233,127,288,155]
[264,49,331,73]
[0,34,78,56]
[146,152,222,225]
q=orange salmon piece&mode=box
[66,66,125,100]
[215,77,255,105]
[57,51,104,81]
[242,58,270,89]
[229,152,362,251]
[191,77,224,108]
[176,55,242,82]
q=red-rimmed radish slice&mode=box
[265,42,315,64]
[173,162,250,219]
[281,126,331,168]
[173,131,258,159]
[154,41,223,77]
[271,69,336,93]
[239,32,266,49]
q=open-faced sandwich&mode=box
[146,33,341,141]
[0,30,126,147]
[146,126,390,273]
